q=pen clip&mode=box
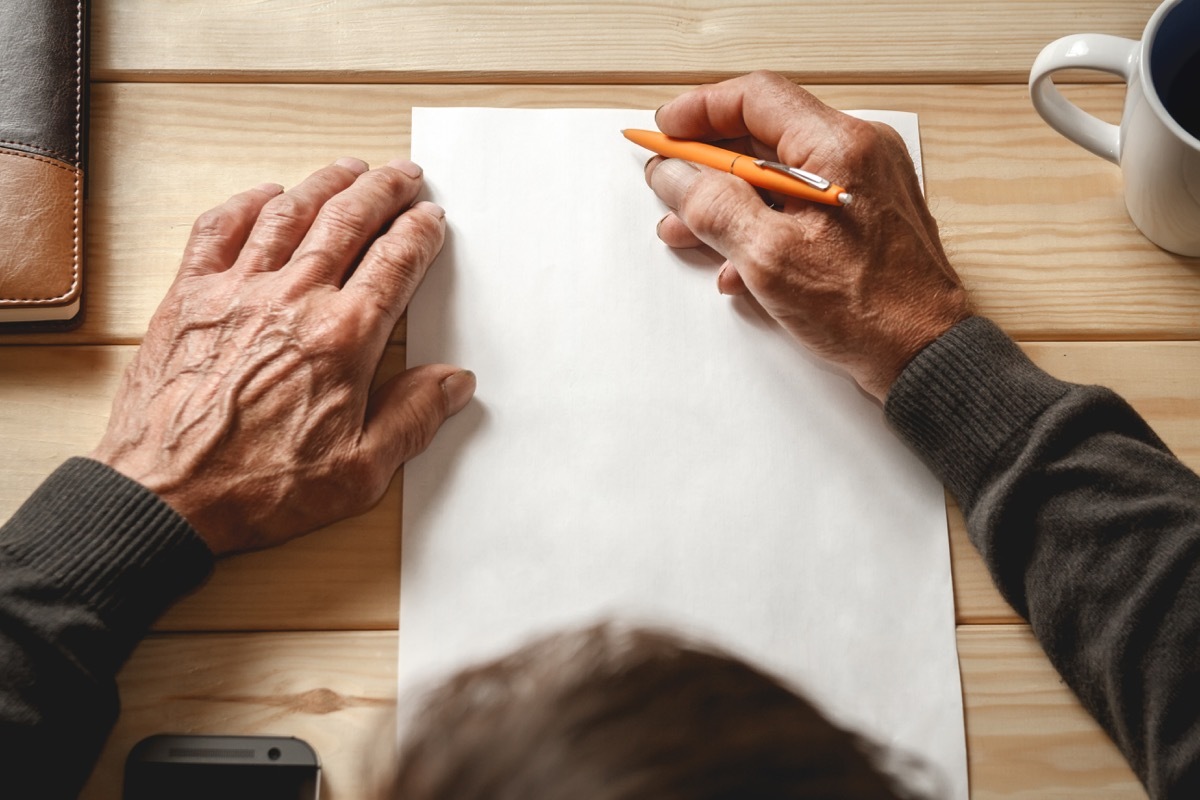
[754,160,831,191]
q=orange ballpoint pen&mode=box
[623,128,853,207]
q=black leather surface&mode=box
[0,0,84,167]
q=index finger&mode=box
[655,71,847,167]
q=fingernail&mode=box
[334,156,369,174]
[717,264,729,295]
[387,158,423,179]
[254,182,284,196]
[441,370,476,415]
[656,213,670,236]
[415,200,446,220]
[643,156,659,186]
[653,158,699,199]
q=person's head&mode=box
[388,622,910,799]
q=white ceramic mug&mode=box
[1029,0,1200,257]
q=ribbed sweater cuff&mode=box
[884,317,1072,507]
[0,457,213,635]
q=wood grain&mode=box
[78,626,1144,799]
[92,0,1154,84]
[8,82,1196,346]
[3,3,1181,795]
[958,625,1144,798]
[81,631,399,800]
[0,346,408,632]
[6,339,1200,630]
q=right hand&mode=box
[644,71,971,401]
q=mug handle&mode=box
[1028,33,1139,164]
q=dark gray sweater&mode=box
[1,316,1196,797]
[0,458,212,797]
[887,317,1200,797]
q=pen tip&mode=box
[838,192,854,206]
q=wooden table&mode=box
[0,1,1184,796]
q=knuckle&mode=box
[257,194,311,237]
[747,69,787,91]
[869,119,905,149]
[861,119,896,151]
[368,165,411,196]
[317,197,375,242]
[407,203,447,244]
[753,70,810,108]
[372,233,423,272]
[299,306,362,355]
[382,216,441,268]
[322,316,363,354]
[190,207,237,241]
[684,177,750,239]
[744,225,790,270]
[844,119,900,165]
[363,257,421,304]
[282,250,340,289]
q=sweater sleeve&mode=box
[885,316,1200,799]
[0,457,213,799]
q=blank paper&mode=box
[401,107,965,798]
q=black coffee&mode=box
[1163,48,1200,140]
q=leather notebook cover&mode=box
[0,0,87,329]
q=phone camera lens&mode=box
[268,747,282,761]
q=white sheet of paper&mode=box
[402,107,965,797]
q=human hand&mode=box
[90,158,474,556]
[645,71,970,400]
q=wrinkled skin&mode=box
[646,71,970,400]
[92,158,474,555]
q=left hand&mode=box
[91,157,474,555]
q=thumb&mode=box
[362,364,476,471]
[646,158,777,265]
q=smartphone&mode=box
[123,734,320,800]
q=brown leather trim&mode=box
[0,150,82,307]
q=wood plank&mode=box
[954,342,1200,624]
[13,82,1194,346]
[80,626,1144,798]
[81,631,398,800]
[0,346,406,632]
[958,624,1143,798]
[803,84,1200,341]
[6,340,1200,629]
[950,496,1014,624]
[92,0,1153,84]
